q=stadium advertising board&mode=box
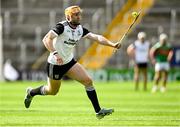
[20,68,180,81]
[171,46,180,67]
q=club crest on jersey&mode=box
[77,30,81,36]
[66,30,71,33]
[54,74,59,79]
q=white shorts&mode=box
[155,62,170,72]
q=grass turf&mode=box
[0,81,180,126]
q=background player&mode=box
[127,32,150,91]
[150,33,173,93]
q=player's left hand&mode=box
[114,42,121,49]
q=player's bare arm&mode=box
[85,32,121,49]
[127,44,135,59]
[149,48,156,65]
[42,30,63,65]
[167,50,173,62]
[42,30,57,52]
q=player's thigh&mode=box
[154,71,161,79]
[141,68,147,76]
[134,65,140,76]
[66,63,92,85]
[47,77,61,92]
[162,71,168,78]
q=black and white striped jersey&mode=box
[47,20,89,65]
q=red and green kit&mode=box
[152,42,172,62]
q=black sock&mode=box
[30,85,45,97]
[86,86,101,113]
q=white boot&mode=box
[160,86,166,93]
[151,85,158,93]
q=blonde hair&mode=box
[65,6,82,17]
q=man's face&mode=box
[69,12,82,25]
[160,39,167,45]
[139,37,145,42]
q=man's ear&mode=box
[66,15,70,21]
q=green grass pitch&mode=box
[0,81,180,126]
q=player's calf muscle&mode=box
[46,89,59,95]
[45,85,60,95]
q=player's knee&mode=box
[134,75,139,81]
[154,75,160,81]
[81,77,93,86]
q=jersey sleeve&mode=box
[82,27,90,37]
[132,40,137,48]
[152,42,160,50]
[52,23,64,36]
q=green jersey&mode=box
[152,42,172,62]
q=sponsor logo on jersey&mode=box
[64,38,78,46]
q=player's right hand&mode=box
[54,54,63,65]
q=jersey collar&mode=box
[67,21,79,29]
